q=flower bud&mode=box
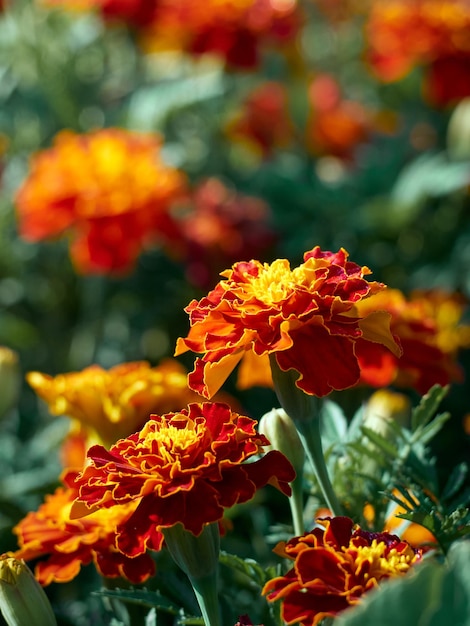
[447,97,470,160]
[0,554,57,626]
[258,408,305,478]
[0,347,20,421]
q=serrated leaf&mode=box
[360,426,398,458]
[411,412,450,446]
[411,385,448,433]
[93,588,180,614]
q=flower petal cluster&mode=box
[27,359,210,455]
[263,516,423,626]
[226,82,293,157]
[140,0,301,68]
[175,246,401,399]
[171,178,277,289]
[355,288,470,393]
[13,471,156,586]
[70,402,295,557]
[366,0,470,105]
[16,128,186,275]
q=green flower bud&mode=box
[258,408,305,478]
[0,347,20,421]
[0,554,57,626]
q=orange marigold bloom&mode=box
[27,359,216,461]
[16,128,186,275]
[366,0,470,106]
[13,471,156,586]
[70,402,295,557]
[175,246,401,399]
[141,0,301,68]
[355,288,470,393]
[263,516,423,626]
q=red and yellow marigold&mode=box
[16,128,186,275]
[70,402,295,557]
[366,0,470,106]
[355,288,470,393]
[263,516,423,626]
[13,471,156,586]
[175,246,401,399]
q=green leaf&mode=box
[360,426,398,458]
[219,552,270,588]
[411,385,448,433]
[93,588,180,614]
[321,400,348,447]
[440,463,469,503]
[336,545,470,626]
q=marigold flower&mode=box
[366,0,470,106]
[175,246,401,399]
[226,82,294,157]
[140,0,301,68]
[263,516,423,626]
[13,471,156,586]
[70,402,295,557]
[26,359,210,456]
[355,288,470,393]
[171,178,277,289]
[16,129,186,275]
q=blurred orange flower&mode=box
[13,471,156,586]
[355,289,470,393]
[171,178,277,289]
[70,402,295,556]
[175,246,401,399]
[16,129,186,275]
[307,74,372,159]
[141,0,301,68]
[263,516,423,626]
[366,0,470,105]
[226,82,293,157]
[27,359,214,461]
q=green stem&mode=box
[289,475,305,536]
[295,417,342,517]
[191,574,222,626]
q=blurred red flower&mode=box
[366,0,470,106]
[13,471,156,586]
[355,288,470,393]
[263,516,423,626]
[226,82,294,157]
[171,178,277,289]
[70,402,295,557]
[40,0,159,27]
[175,247,401,399]
[16,129,186,275]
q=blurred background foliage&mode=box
[0,0,470,623]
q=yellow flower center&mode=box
[141,418,201,464]
[349,539,418,580]
[241,259,315,305]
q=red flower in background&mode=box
[140,0,301,68]
[175,247,401,399]
[40,0,159,27]
[70,402,295,557]
[226,82,294,157]
[307,74,372,159]
[263,517,423,626]
[16,129,186,275]
[366,0,470,106]
[355,288,470,394]
[171,178,277,289]
[13,471,156,586]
